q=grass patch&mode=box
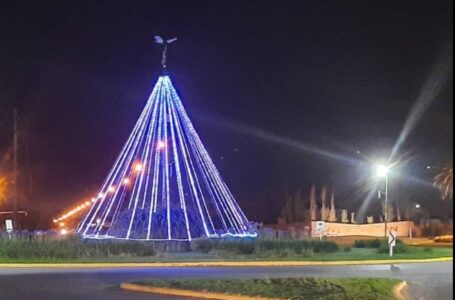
[132,277,400,300]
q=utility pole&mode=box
[13,109,18,229]
[384,174,388,238]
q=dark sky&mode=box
[0,0,452,226]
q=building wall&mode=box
[311,221,413,237]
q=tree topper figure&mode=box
[154,35,177,70]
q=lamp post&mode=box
[415,203,421,224]
[376,164,389,237]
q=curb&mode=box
[0,256,452,268]
[392,281,408,300]
[121,281,410,300]
[120,283,274,300]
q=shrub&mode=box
[342,246,351,252]
[422,226,447,238]
[353,239,382,248]
[312,240,339,253]
[215,239,256,255]
[191,239,218,253]
[237,241,256,254]
[188,239,340,256]
[0,236,156,260]
[255,240,308,255]
[377,240,409,254]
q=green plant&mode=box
[312,240,339,253]
[353,239,382,248]
[377,240,409,254]
[0,236,156,260]
[216,239,256,255]
[190,239,218,253]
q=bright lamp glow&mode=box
[376,164,389,177]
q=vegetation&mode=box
[353,239,411,254]
[376,241,410,254]
[191,238,339,256]
[280,187,308,223]
[434,164,453,200]
[279,185,337,224]
[132,277,400,300]
[353,239,382,248]
[0,236,155,260]
[0,236,451,263]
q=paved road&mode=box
[0,262,452,300]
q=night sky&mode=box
[0,0,452,227]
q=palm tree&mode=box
[434,164,453,200]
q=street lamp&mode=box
[376,164,389,178]
[376,164,390,237]
[415,203,421,224]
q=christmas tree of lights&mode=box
[77,39,255,241]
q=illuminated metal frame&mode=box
[77,76,256,241]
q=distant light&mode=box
[123,178,131,185]
[376,164,389,178]
[415,204,421,209]
[157,141,166,150]
[59,222,65,228]
[356,150,361,154]
[426,166,431,170]
[96,218,101,224]
[91,197,96,203]
[85,201,91,206]
[53,219,57,223]
[108,186,116,193]
[60,229,68,235]
[134,163,143,173]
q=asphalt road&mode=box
[0,262,452,300]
